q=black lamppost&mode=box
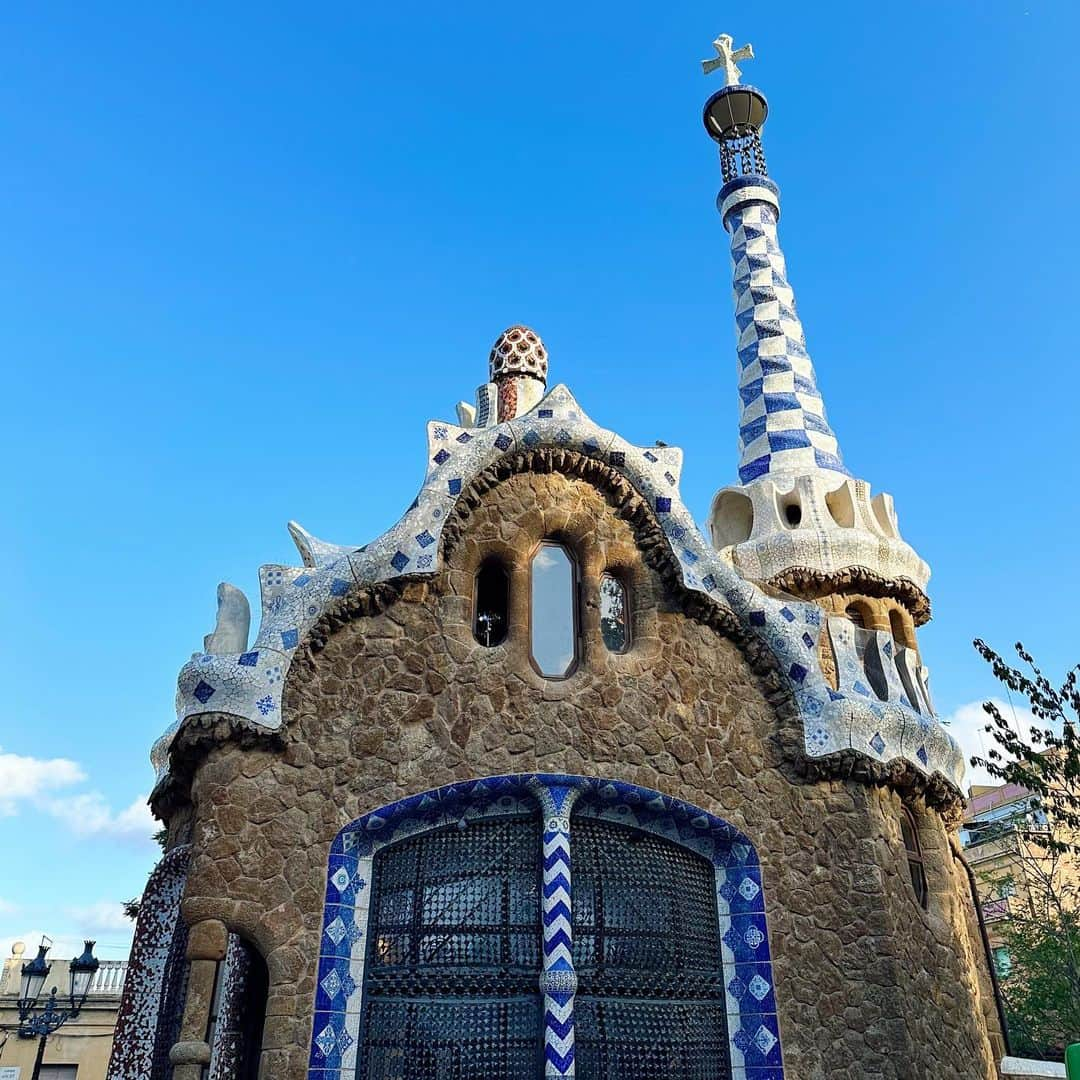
[16,938,100,1080]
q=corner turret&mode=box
[702,37,935,715]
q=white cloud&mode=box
[45,793,156,845]
[0,747,85,814]
[942,697,1042,788]
[0,743,156,846]
[0,899,17,916]
[66,901,133,935]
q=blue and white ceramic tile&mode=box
[309,775,784,1080]
[160,382,965,797]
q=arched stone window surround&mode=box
[443,475,663,691]
[308,774,784,1079]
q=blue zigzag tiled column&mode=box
[530,780,579,1079]
[720,176,851,485]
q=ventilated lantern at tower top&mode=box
[489,325,548,383]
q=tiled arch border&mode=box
[308,774,784,1080]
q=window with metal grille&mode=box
[900,807,928,909]
[357,814,543,1079]
[572,817,731,1080]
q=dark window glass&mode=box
[900,808,928,909]
[845,603,866,629]
[571,817,731,1080]
[853,628,889,701]
[231,940,268,1080]
[894,645,923,713]
[530,543,578,677]
[474,560,509,647]
[358,815,542,1079]
[599,574,630,653]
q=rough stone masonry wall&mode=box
[172,468,1002,1079]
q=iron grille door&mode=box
[357,814,543,1079]
[572,817,731,1080]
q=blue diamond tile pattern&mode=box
[312,774,787,1080]
[726,200,850,483]
[192,680,215,704]
[168,378,964,800]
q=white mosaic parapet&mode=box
[157,384,963,795]
[709,472,930,591]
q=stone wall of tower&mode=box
[165,467,1002,1079]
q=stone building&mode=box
[108,37,1009,1080]
[962,780,1080,965]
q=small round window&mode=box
[599,573,630,654]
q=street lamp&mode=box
[16,937,100,1080]
[17,942,50,1011]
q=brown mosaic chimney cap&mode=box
[488,325,548,383]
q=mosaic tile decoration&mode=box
[708,472,931,591]
[206,934,253,1080]
[158,382,964,794]
[708,178,931,602]
[308,774,785,1080]
[105,845,191,1080]
[719,180,847,485]
[529,779,580,1077]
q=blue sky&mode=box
[1,2,1077,957]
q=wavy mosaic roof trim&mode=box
[155,384,963,791]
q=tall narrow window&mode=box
[529,542,578,678]
[212,937,268,1080]
[845,603,866,629]
[357,815,542,1079]
[474,559,509,647]
[599,573,630,653]
[572,817,730,1078]
[900,807,928,909]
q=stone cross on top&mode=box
[702,33,754,85]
